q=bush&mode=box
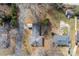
[41,18,49,25]
[73,6,79,16]
[6,3,12,6]
[3,4,17,28]
[0,4,17,28]
[0,18,3,26]
[10,4,17,28]
[11,19,17,28]
[2,15,11,23]
[63,29,68,35]
[74,11,79,16]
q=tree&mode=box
[53,3,64,11]
[10,4,17,28]
[1,4,17,28]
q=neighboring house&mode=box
[53,21,70,47]
[53,35,70,47]
[0,26,9,48]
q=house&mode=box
[30,23,44,47]
[52,21,70,47]
[53,35,70,47]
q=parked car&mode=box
[65,9,74,19]
[76,31,79,45]
[53,35,70,47]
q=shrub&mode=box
[10,4,17,28]
[2,4,17,28]
[63,28,68,35]
[0,18,3,26]
[74,11,79,16]
[41,18,49,25]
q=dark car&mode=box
[76,31,79,45]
